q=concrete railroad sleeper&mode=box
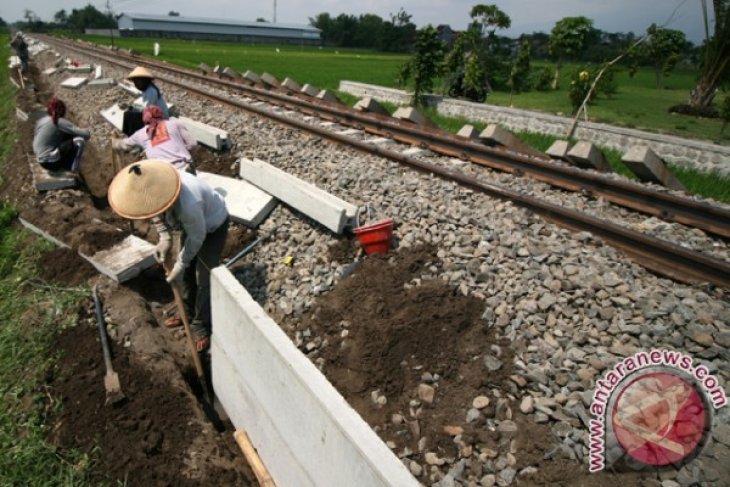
[43,36,730,241]
[43,37,730,288]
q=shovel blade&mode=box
[104,372,126,405]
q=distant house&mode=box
[117,13,321,45]
[437,25,457,48]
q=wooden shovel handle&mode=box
[234,430,276,487]
[169,279,205,379]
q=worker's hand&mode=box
[154,237,171,264]
[166,260,185,284]
[111,137,124,151]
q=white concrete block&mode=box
[622,146,686,190]
[479,124,543,157]
[301,84,320,97]
[211,268,419,487]
[87,78,116,89]
[260,72,280,87]
[100,104,125,132]
[60,77,88,89]
[239,158,357,234]
[567,141,612,172]
[197,172,277,227]
[94,65,103,79]
[18,217,70,249]
[222,67,241,79]
[243,70,260,83]
[80,235,157,283]
[282,77,301,92]
[66,64,93,73]
[546,140,572,160]
[353,97,389,115]
[28,159,77,191]
[317,89,341,104]
[456,124,480,139]
[393,106,436,128]
[43,67,58,76]
[199,62,212,74]
[176,117,231,151]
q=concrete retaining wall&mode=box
[339,81,730,176]
[210,268,419,487]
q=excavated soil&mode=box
[38,248,97,285]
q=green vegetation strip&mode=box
[0,33,95,485]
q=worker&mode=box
[10,32,29,74]
[123,66,170,135]
[108,159,229,352]
[33,97,91,173]
[113,105,197,173]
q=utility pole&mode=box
[106,0,115,48]
[273,0,277,23]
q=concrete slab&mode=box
[479,124,543,157]
[546,140,573,161]
[393,106,437,128]
[100,104,125,132]
[197,171,277,227]
[18,217,70,249]
[456,124,480,139]
[282,77,301,92]
[211,268,420,487]
[176,117,231,151]
[28,159,77,191]
[239,158,357,234]
[622,146,686,190]
[222,67,241,79]
[80,235,157,283]
[567,141,613,172]
[118,81,141,96]
[261,72,280,88]
[317,90,341,104]
[60,77,88,89]
[243,70,260,84]
[43,67,58,76]
[94,65,103,79]
[353,97,389,116]
[87,78,116,89]
[199,62,212,75]
[66,64,93,73]
[301,84,320,97]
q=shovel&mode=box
[92,284,126,405]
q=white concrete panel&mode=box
[211,268,419,487]
[176,117,230,150]
[197,171,277,227]
[80,235,157,283]
[100,104,125,132]
[60,77,88,89]
[29,161,77,191]
[239,158,357,234]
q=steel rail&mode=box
[48,36,730,240]
[43,37,730,287]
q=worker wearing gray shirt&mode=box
[108,159,229,352]
[32,97,91,172]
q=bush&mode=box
[534,66,552,91]
[568,67,593,112]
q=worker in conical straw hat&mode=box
[127,66,170,119]
[108,159,229,351]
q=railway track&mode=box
[40,36,730,288]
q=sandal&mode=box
[164,316,182,328]
[195,336,210,352]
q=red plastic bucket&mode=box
[353,218,394,255]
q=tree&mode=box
[637,24,687,88]
[687,0,730,108]
[54,9,68,25]
[67,4,116,31]
[168,11,180,17]
[0,17,6,28]
[398,25,445,106]
[549,16,596,89]
[380,8,416,52]
[469,4,511,37]
[509,39,532,95]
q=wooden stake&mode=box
[234,430,276,487]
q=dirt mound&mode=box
[49,325,250,486]
[192,146,239,176]
[37,247,96,285]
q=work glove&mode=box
[166,260,186,284]
[154,235,171,264]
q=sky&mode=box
[2,0,713,43]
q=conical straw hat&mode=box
[108,159,181,220]
[127,66,154,79]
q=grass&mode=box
[76,34,730,203]
[0,34,97,485]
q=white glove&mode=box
[154,236,171,264]
[166,260,186,284]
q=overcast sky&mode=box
[3,0,712,43]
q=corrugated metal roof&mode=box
[120,12,320,32]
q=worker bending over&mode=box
[113,105,197,173]
[108,159,229,352]
[10,32,29,74]
[33,97,91,173]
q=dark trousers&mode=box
[39,139,77,171]
[182,217,229,339]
